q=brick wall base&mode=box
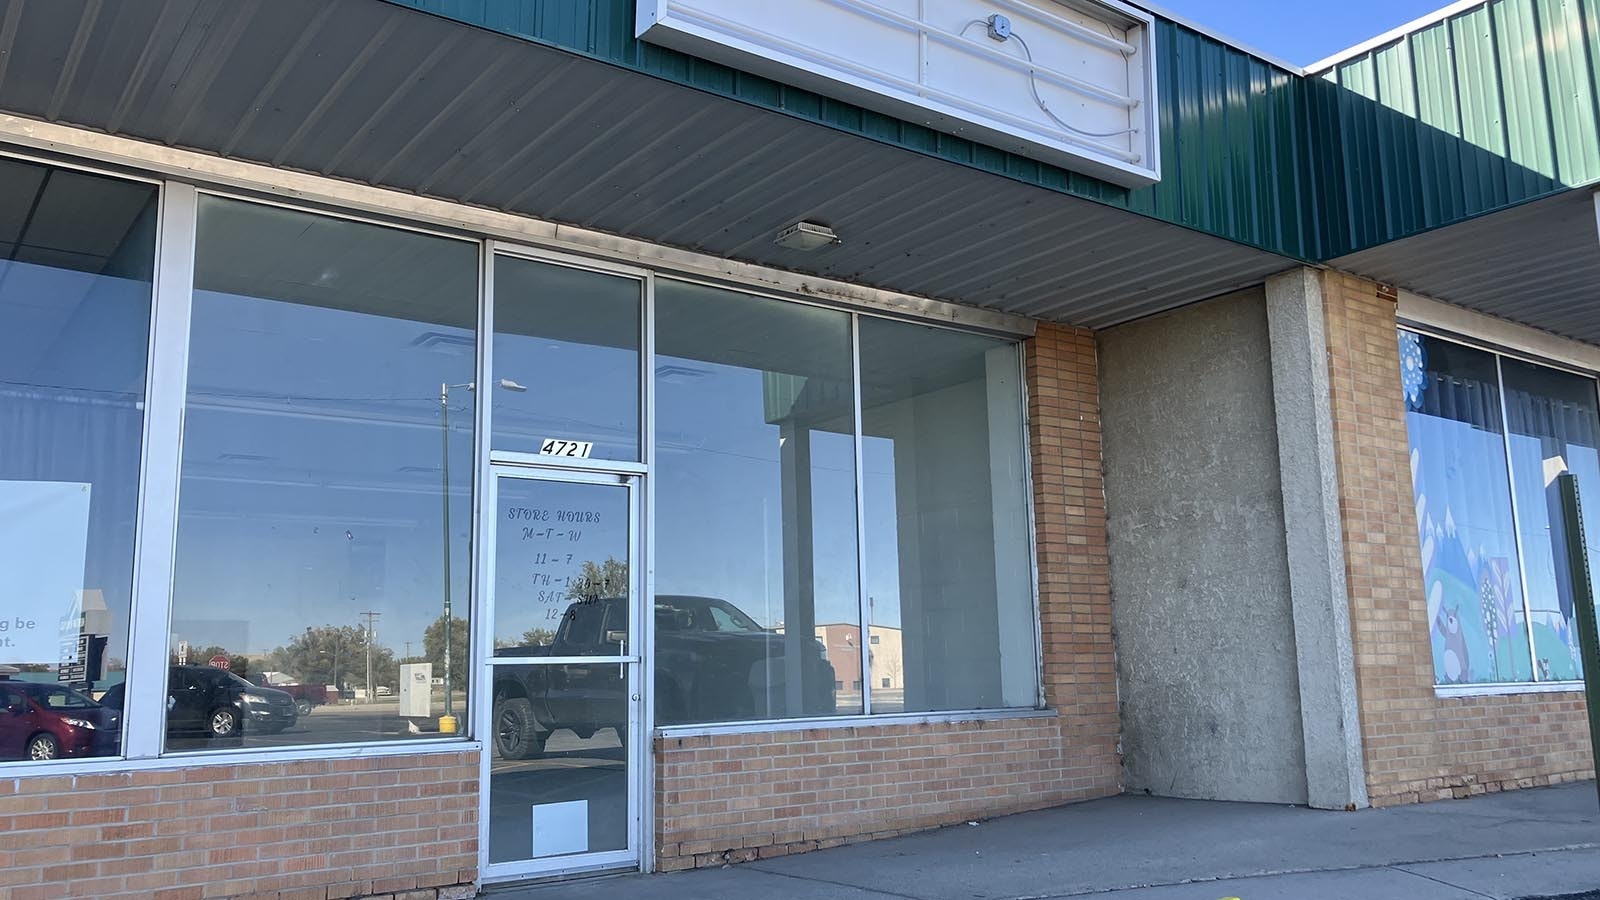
[653,322,1121,870]
[5,324,1120,889]
[0,751,479,900]
[1322,271,1595,805]
[653,716,1111,871]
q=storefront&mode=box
[1,0,1598,898]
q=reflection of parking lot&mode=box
[167,700,444,751]
[490,728,627,864]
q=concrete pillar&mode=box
[1264,267,1370,810]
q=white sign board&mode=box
[637,0,1159,186]
[0,481,91,664]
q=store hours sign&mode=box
[498,481,630,642]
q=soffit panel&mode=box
[1333,189,1600,346]
[0,0,1293,329]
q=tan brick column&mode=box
[1027,323,1120,779]
[1322,271,1593,804]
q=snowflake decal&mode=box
[1399,331,1427,409]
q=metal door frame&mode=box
[475,463,644,884]
[472,243,654,884]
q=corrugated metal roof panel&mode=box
[388,0,1323,262]
[0,0,1293,330]
[1313,0,1590,257]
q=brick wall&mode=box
[0,751,478,900]
[1322,270,1594,805]
[653,322,1120,870]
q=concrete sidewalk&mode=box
[502,782,1600,899]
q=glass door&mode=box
[480,466,641,881]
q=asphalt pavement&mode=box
[499,781,1600,900]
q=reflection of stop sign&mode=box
[209,655,230,670]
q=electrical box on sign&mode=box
[986,14,1012,41]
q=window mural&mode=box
[1400,330,1598,687]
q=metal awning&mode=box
[1331,189,1600,347]
[0,0,1297,328]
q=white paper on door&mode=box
[531,799,589,858]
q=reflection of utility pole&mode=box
[441,377,525,734]
[360,610,381,703]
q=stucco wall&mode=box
[1100,288,1310,805]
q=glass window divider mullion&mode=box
[1495,353,1543,682]
[124,180,198,760]
[851,312,872,716]
[469,242,496,748]
[641,269,657,875]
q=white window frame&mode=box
[0,131,1048,785]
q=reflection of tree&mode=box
[883,655,902,687]
[568,557,629,602]
[423,616,471,689]
[264,626,396,690]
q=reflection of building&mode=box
[814,624,902,694]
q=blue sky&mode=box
[1158,0,1447,66]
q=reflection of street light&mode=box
[440,378,527,734]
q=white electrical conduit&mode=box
[811,0,1139,110]
[663,3,1142,163]
[960,22,1139,138]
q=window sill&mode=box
[1434,681,1585,699]
[0,737,482,780]
[655,707,1057,739]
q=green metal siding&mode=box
[1315,0,1600,257]
[385,0,1600,264]
[384,0,1321,261]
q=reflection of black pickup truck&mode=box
[491,595,836,759]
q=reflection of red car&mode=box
[0,681,119,761]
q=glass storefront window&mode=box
[654,280,860,724]
[166,197,478,751]
[1400,330,1600,687]
[492,257,641,462]
[858,318,1037,713]
[0,159,156,763]
[0,169,1040,755]
[1501,358,1600,682]
[1400,333,1530,685]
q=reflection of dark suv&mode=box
[0,681,119,761]
[491,595,836,759]
[101,665,298,740]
